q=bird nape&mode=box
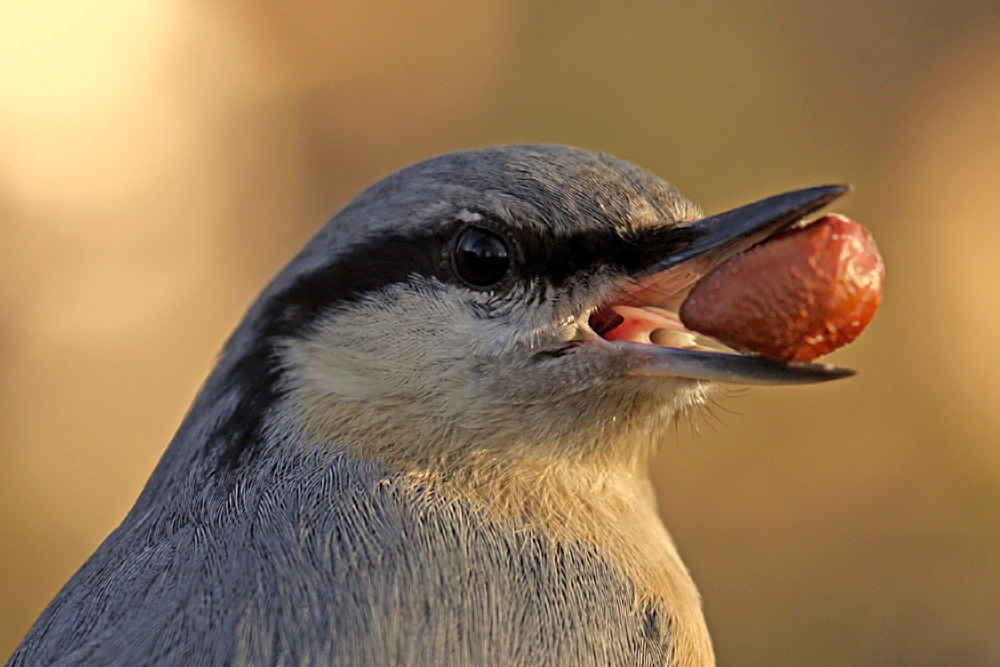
[9,146,871,667]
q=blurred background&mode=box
[1,1,998,664]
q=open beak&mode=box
[586,185,855,385]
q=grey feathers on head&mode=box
[9,145,851,667]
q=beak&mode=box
[644,184,850,277]
[627,343,856,385]
[599,185,856,386]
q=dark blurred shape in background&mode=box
[1,2,998,664]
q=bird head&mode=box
[206,146,849,475]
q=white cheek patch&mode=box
[279,276,715,434]
[280,279,543,406]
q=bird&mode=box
[8,145,851,667]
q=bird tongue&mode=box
[598,306,701,348]
[589,257,716,347]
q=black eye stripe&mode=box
[252,218,696,334]
[515,224,696,288]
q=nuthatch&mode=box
[9,146,850,666]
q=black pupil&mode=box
[453,226,510,287]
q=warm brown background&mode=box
[2,2,999,664]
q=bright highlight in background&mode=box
[0,0,182,201]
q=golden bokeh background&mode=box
[2,2,999,664]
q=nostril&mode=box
[588,307,624,338]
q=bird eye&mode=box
[452,226,511,288]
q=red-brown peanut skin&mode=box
[679,214,885,362]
